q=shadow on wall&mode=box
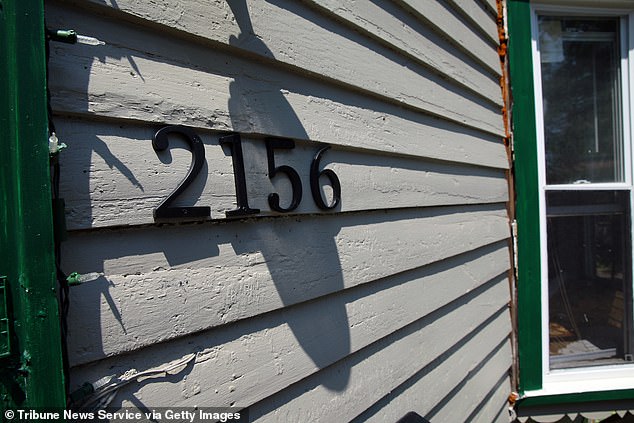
[51,0,352,406]
[226,0,351,391]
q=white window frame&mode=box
[528,3,634,396]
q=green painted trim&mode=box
[507,0,543,393]
[518,389,634,408]
[0,0,67,410]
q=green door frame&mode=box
[0,0,67,410]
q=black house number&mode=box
[152,125,341,221]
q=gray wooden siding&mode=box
[47,0,512,420]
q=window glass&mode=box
[539,17,623,184]
[546,190,632,369]
[538,15,633,373]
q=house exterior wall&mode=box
[45,0,513,420]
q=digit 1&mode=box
[219,133,260,217]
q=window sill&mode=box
[524,364,634,397]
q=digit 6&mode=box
[310,145,341,210]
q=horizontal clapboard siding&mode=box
[356,337,512,423]
[446,0,500,44]
[69,257,510,414]
[250,290,511,422]
[46,0,513,418]
[397,0,500,76]
[55,118,507,229]
[64,210,509,364]
[46,0,504,136]
[289,0,500,97]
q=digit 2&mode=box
[152,125,211,221]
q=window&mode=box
[535,13,633,373]
[510,0,634,400]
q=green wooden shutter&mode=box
[0,0,67,410]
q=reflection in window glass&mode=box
[547,191,632,369]
[539,17,623,184]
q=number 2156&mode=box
[152,125,341,221]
